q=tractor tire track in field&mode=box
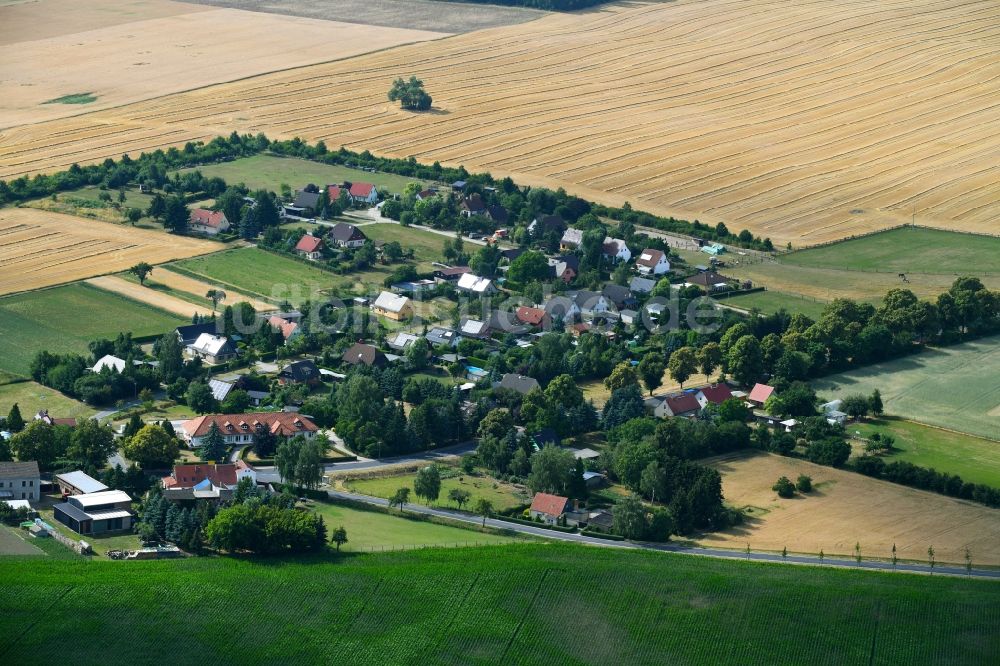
[0,585,76,659]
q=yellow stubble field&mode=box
[702,451,1000,566]
[1,0,997,246]
[0,208,219,295]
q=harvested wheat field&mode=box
[85,275,214,318]
[0,208,218,295]
[701,451,1000,566]
[154,267,276,311]
[0,0,448,127]
[2,0,998,245]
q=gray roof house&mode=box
[495,373,541,395]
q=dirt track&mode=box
[2,0,996,246]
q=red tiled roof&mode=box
[748,383,775,404]
[663,393,700,415]
[189,208,227,228]
[515,306,547,326]
[295,235,323,253]
[268,316,298,340]
[698,384,733,404]
[530,492,569,517]
[182,412,317,438]
[327,185,342,202]
[349,182,375,198]
[165,463,237,489]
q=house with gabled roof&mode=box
[341,342,387,368]
[601,283,635,310]
[560,228,583,251]
[695,384,734,408]
[515,306,550,329]
[656,393,701,418]
[529,215,566,238]
[426,327,459,348]
[629,276,657,295]
[635,248,670,275]
[549,255,579,283]
[372,291,413,321]
[495,373,540,395]
[292,190,322,215]
[346,181,378,205]
[278,359,321,386]
[268,316,301,344]
[460,194,487,217]
[602,237,631,263]
[294,234,324,261]
[456,273,497,295]
[328,222,367,249]
[189,208,230,236]
[460,318,490,338]
[180,413,318,447]
[748,383,776,407]
[0,461,40,502]
[188,333,237,365]
[486,205,509,224]
[176,321,219,346]
[434,266,472,282]
[529,492,571,525]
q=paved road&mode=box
[254,441,477,483]
[326,488,1000,580]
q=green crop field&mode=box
[782,227,1000,274]
[0,283,186,377]
[0,380,94,421]
[850,417,1000,487]
[344,469,530,513]
[714,289,827,319]
[814,335,1000,441]
[170,247,336,307]
[2,544,998,664]
[308,499,520,551]
[177,155,428,195]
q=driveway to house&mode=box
[322,488,1000,580]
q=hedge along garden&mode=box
[2,544,998,664]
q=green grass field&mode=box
[714,289,827,319]
[177,155,428,195]
[814,335,1000,441]
[308,499,519,551]
[850,417,1000,487]
[783,227,1000,274]
[2,544,998,664]
[0,526,43,556]
[0,283,186,377]
[170,247,336,307]
[43,92,97,105]
[0,380,94,421]
[362,223,449,265]
[344,469,530,513]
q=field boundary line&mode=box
[78,281,188,323]
[0,585,76,658]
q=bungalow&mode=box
[386,332,421,352]
[433,266,472,283]
[328,222,367,249]
[341,342,387,368]
[629,276,657,295]
[292,190,322,216]
[189,209,230,236]
[278,359,321,387]
[54,489,134,535]
[459,318,490,339]
[294,234,324,261]
[619,309,639,326]
[180,412,319,447]
[268,316,301,344]
[560,228,583,251]
[372,291,414,321]
[55,471,108,497]
[426,327,460,348]
[175,321,219,346]
[582,471,607,489]
[695,384,734,409]
[685,271,731,291]
[455,273,497,295]
[529,492,571,525]
[515,306,551,329]
[91,354,128,373]
[495,373,540,395]
[528,215,566,238]
[460,194,487,217]
[0,461,40,502]
[635,249,670,275]
[602,237,631,263]
[188,333,237,365]
[748,383,776,407]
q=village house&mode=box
[187,333,237,365]
[161,462,256,503]
[560,228,583,251]
[495,373,540,395]
[386,332,421,352]
[291,190,322,217]
[648,392,701,418]
[433,266,472,283]
[629,276,657,295]
[55,471,108,497]
[485,205,509,225]
[335,181,379,206]
[748,383,776,408]
[685,271,731,292]
[189,208,230,236]
[543,295,580,324]
[328,222,367,249]
[635,248,670,275]
[528,215,567,238]
[0,461,40,503]
[278,359,321,387]
[602,237,632,263]
[208,378,268,406]
[372,291,414,321]
[456,273,497,295]
[460,194,487,217]
[426,327,460,348]
[415,188,437,201]
[695,384,734,409]
[515,306,551,329]
[460,318,491,339]
[601,283,636,310]
[488,310,531,336]
[573,290,614,318]
[175,322,219,347]
[180,413,319,448]
[548,255,579,283]
[529,492,571,525]
[268,315,301,344]
[341,342,388,368]
[294,234,324,261]
[34,410,77,427]
[53,489,133,535]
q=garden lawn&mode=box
[0,282,186,376]
[176,155,428,196]
[306,498,519,550]
[850,417,1000,487]
[169,247,336,307]
[2,544,998,664]
[344,469,529,513]
[362,223,449,265]
[715,289,827,319]
[813,335,1000,441]
[0,380,94,420]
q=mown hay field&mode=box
[2,0,997,246]
[813,335,1000,441]
[0,282,185,376]
[0,379,95,420]
[703,451,1000,566]
[85,275,215,318]
[0,0,448,127]
[2,544,998,664]
[0,208,219,295]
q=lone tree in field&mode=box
[331,526,348,552]
[388,76,433,111]
[390,487,410,512]
[206,289,226,313]
[129,262,153,286]
[475,498,493,527]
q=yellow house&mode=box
[372,291,414,321]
